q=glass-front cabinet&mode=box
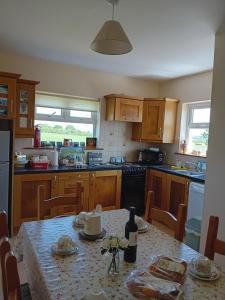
[15,79,39,137]
[0,72,21,119]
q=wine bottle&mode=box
[124,207,138,263]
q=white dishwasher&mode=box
[184,182,205,251]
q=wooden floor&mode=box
[0,221,174,298]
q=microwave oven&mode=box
[138,149,164,165]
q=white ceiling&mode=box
[0,0,225,80]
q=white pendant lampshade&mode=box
[90,0,133,55]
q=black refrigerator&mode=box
[0,119,13,234]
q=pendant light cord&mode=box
[112,1,115,20]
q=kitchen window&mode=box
[185,101,211,156]
[35,92,99,145]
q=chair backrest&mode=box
[5,251,21,300]
[204,216,225,260]
[145,190,187,242]
[0,211,9,238]
[0,237,11,300]
[38,182,83,220]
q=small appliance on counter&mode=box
[109,156,126,164]
[59,146,86,168]
[87,152,103,165]
[14,153,28,168]
[138,148,164,165]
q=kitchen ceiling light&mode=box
[90,0,133,55]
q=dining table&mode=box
[15,209,225,300]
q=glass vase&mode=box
[107,248,120,276]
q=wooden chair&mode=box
[37,182,83,220]
[0,238,32,300]
[145,191,187,242]
[0,237,11,300]
[204,216,225,260]
[0,211,9,238]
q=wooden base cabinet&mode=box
[57,172,89,212]
[167,174,190,217]
[13,173,58,233]
[147,170,167,210]
[89,170,122,211]
[147,170,190,216]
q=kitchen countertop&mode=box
[14,163,205,183]
[148,164,205,183]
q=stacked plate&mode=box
[51,241,78,256]
[135,216,149,233]
[189,258,220,281]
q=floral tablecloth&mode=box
[15,209,225,300]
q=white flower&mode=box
[102,238,110,250]
[101,235,128,251]
[119,238,129,249]
[111,237,119,248]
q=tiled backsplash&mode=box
[99,121,148,162]
[15,121,149,163]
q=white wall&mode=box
[0,51,159,161]
[159,71,212,164]
[200,20,225,269]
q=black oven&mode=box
[121,166,146,216]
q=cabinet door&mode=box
[147,170,167,210]
[15,83,35,137]
[0,77,17,119]
[142,101,165,141]
[115,98,143,122]
[58,172,89,212]
[167,174,190,217]
[13,174,57,233]
[89,170,122,211]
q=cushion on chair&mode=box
[21,283,32,300]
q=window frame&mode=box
[185,101,210,154]
[35,106,98,138]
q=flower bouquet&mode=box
[101,235,129,275]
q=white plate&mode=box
[138,224,149,233]
[51,242,79,256]
[189,264,220,281]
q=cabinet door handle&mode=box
[53,176,57,187]
[37,185,45,220]
[159,127,162,138]
[10,100,13,113]
[30,118,33,128]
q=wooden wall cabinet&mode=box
[13,173,58,233]
[0,71,21,119]
[57,172,89,212]
[105,94,143,122]
[147,169,190,216]
[132,98,178,143]
[89,170,122,211]
[15,79,39,138]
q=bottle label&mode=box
[129,232,138,246]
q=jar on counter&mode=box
[180,140,187,154]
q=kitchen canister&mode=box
[84,212,102,236]
[48,149,59,166]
